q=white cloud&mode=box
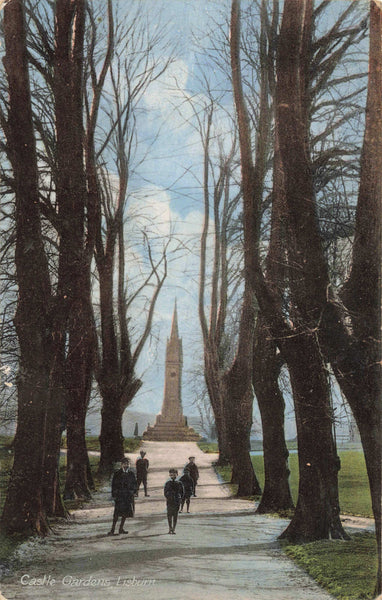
[126,185,174,238]
[143,58,193,128]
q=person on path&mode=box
[164,469,184,534]
[185,456,199,496]
[108,457,137,536]
[136,450,150,496]
[179,467,194,513]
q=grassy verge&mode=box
[282,533,377,600]
[245,452,372,517]
[203,446,372,515]
[60,436,142,453]
[197,441,218,453]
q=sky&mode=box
[106,0,234,421]
[0,0,368,440]
[88,0,368,444]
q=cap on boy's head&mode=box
[169,468,178,474]
[121,457,130,464]
[140,450,146,456]
[188,456,195,460]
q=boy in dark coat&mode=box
[185,456,199,496]
[179,467,194,513]
[136,450,150,496]
[164,469,184,534]
[108,457,137,535]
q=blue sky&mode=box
[0,0,367,442]
[108,0,234,419]
[99,1,369,445]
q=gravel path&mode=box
[1,441,339,600]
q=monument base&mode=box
[142,417,201,441]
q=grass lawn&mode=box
[61,435,142,453]
[282,533,377,600]
[247,450,372,518]
[205,445,372,516]
[197,441,218,453]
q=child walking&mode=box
[164,469,184,534]
[179,467,194,513]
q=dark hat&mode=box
[121,457,130,464]
[188,456,195,460]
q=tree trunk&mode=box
[253,316,294,513]
[54,0,93,500]
[41,312,68,518]
[279,333,349,541]
[64,414,91,501]
[2,362,50,535]
[1,0,54,535]
[63,294,94,499]
[335,4,382,590]
[223,364,262,497]
[274,0,348,541]
[204,350,230,465]
[98,399,124,475]
[223,284,261,497]
[228,0,269,499]
[96,250,123,474]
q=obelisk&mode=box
[143,302,200,441]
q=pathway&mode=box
[1,441,337,600]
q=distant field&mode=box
[251,450,372,517]
[216,448,372,518]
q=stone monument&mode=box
[143,303,200,441]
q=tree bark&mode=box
[274,0,348,541]
[98,397,124,475]
[253,316,294,513]
[63,294,94,499]
[203,347,230,466]
[54,0,94,499]
[223,283,262,497]
[321,3,382,587]
[1,0,54,535]
[279,333,348,541]
[253,68,293,514]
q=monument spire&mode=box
[143,301,200,441]
[170,300,179,340]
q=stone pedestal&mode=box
[143,417,201,442]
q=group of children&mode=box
[108,453,200,536]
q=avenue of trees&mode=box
[0,0,175,530]
[0,0,380,594]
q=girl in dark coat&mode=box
[108,457,137,535]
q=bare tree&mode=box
[1,0,55,534]
[89,6,174,474]
[231,0,352,538]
